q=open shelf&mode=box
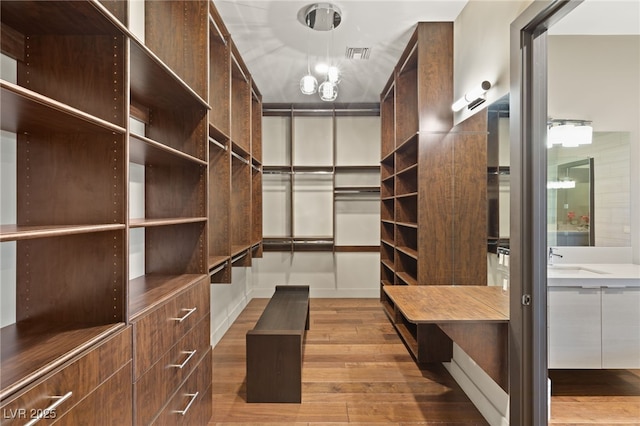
[129,133,208,167]
[231,55,251,153]
[380,84,395,158]
[208,7,230,137]
[0,224,125,242]
[142,0,208,100]
[130,41,208,161]
[1,82,125,135]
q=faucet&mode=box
[548,247,563,265]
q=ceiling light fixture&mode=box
[452,81,492,112]
[547,119,593,148]
[298,3,342,101]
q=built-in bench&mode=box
[246,285,310,403]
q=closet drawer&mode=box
[132,278,210,379]
[0,326,131,426]
[151,348,212,426]
[52,362,132,425]
[134,314,210,426]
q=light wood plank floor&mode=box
[210,298,640,425]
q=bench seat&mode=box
[246,285,310,403]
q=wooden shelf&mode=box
[381,259,395,271]
[1,82,125,135]
[1,321,125,400]
[0,223,125,242]
[129,133,208,166]
[208,255,230,270]
[396,272,417,286]
[395,221,417,229]
[129,217,207,228]
[396,245,418,259]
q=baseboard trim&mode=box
[444,352,509,426]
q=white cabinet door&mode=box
[602,287,640,368]
[548,287,602,369]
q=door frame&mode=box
[509,1,583,424]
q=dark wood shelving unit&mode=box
[379,22,487,324]
[0,1,129,415]
[0,0,247,423]
[207,6,262,279]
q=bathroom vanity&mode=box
[547,263,640,369]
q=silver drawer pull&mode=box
[169,350,197,369]
[171,307,197,323]
[174,391,199,416]
[24,391,73,426]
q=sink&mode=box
[547,265,608,275]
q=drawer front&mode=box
[0,326,131,426]
[133,278,210,379]
[152,348,212,426]
[134,314,210,426]
[52,363,132,426]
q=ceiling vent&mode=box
[345,47,371,60]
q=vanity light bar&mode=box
[452,81,492,112]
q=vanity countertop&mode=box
[547,263,640,287]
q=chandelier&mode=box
[298,3,342,101]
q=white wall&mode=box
[210,267,253,346]
[453,0,533,126]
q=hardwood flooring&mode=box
[210,298,640,425]
[549,369,640,425]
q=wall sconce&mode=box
[452,81,492,112]
[547,119,593,148]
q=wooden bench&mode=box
[246,285,310,403]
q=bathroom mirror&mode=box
[547,26,636,248]
[548,131,631,247]
[550,157,594,246]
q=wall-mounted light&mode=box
[452,81,492,112]
[547,179,576,189]
[547,119,593,148]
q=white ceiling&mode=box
[214,0,468,104]
[214,0,640,105]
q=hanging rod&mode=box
[292,170,333,175]
[208,137,227,151]
[209,262,227,276]
[334,189,380,194]
[251,164,261,172]
[263,170,292,175]
[293,239,334,244]
[231,251,247,263]
[231,150,250,165]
